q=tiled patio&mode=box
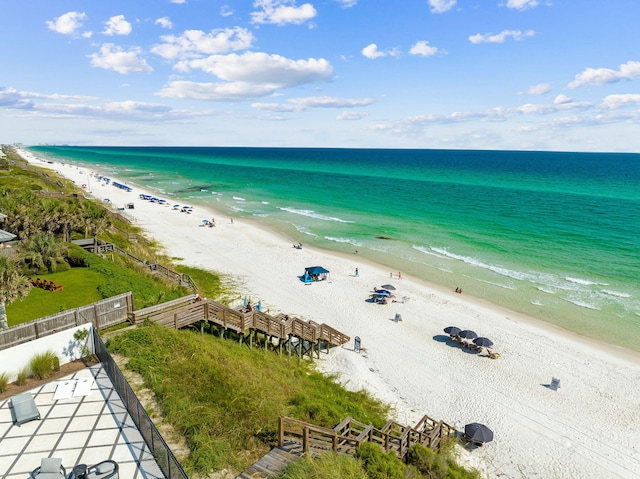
[0,364,165,478]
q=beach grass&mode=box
[106,323,390,474]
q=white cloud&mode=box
[409,41,440,57]
[428,0,456,13]
[554,94,571,104]
[335,0,358,7]
[157,52,333,101]
[102,15,132,36]
[157,81,275,101]
[182,52,332,84]
[155,17,173,29]
[600,93,640,110]
[469,29,535,44]
[519,83,551,95]
[337,110,367,120]
[89,44,153,74]
[361,43,398,59]
[46,11,87,36]
[504,0,539,10]
[170,0,186,4]
[251,0,317,26]
[567,61,640,89]
[252,96,374,112]
[0,86,210,122]
[220,5,234,17]
[152,28,254,60]
[362,44,384,59]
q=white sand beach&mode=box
[20,151,640,479]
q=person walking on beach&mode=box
[355,267,359,277]
[398,272,402,279]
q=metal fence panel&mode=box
[93,329,189,479]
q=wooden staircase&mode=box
[236,414,458,478]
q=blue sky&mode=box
[1,0,639,151]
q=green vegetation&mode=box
[16,367,28,386]
[1,151,206,326]
[107,323,389,474]
[73,328,92,361]
[277,452,369,479]
[0,372,8,393]
[29,350,58,380]
[278,442,480,479]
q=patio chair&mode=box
[85,459,119,479]
[549,377,561,391]
[30,457,66,478]
[11,392,41,426]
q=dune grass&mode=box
[106,323,390,474]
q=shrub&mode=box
[278,452,368,479]
[29,350,58,379]
[16,367,28,385]
[0,372,9,393]
[355,442,405,479]
[407,443,448,478]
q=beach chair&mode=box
[11,392,41,426]
[85,459,119,479]
[549,377,561,391]
[487,350,501,359]
[30,457,66,478]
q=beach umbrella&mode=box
[444,326,461,336]
[458,330,478,340]
[464,423,493,444]
[473,337,494,348]
[381,284,397,290]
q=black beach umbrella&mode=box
[458,330,478,340]
[464,423,493,444]
[473,337,494,348]
[444,326,461,336]
[381,284,397,291]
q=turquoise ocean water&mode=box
[29,146,640,352]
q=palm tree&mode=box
[0,255,31,329]
[19,232,68,274]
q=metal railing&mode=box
[93,329,189,479]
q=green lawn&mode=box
[7,268,105,325]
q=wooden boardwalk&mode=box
[235,441,302,479]
[236,414,458,478]
[132,295,351,358]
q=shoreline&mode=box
[19,149,640,478]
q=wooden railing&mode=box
[0,292,133,351]
[131,297,351,349]
[278,414,457,461]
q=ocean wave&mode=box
[565,276,608,286]
[412,245,449,259]
[429,246,537,281]
[562,297,601,310]
[233,196,246,201]
[536,287,556,294]
[324,236,362,246]
[601,289,631,298]
[261,201,269,204]
[531,300,544,306]
[279,207,354,223]
[294,225,318,237]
